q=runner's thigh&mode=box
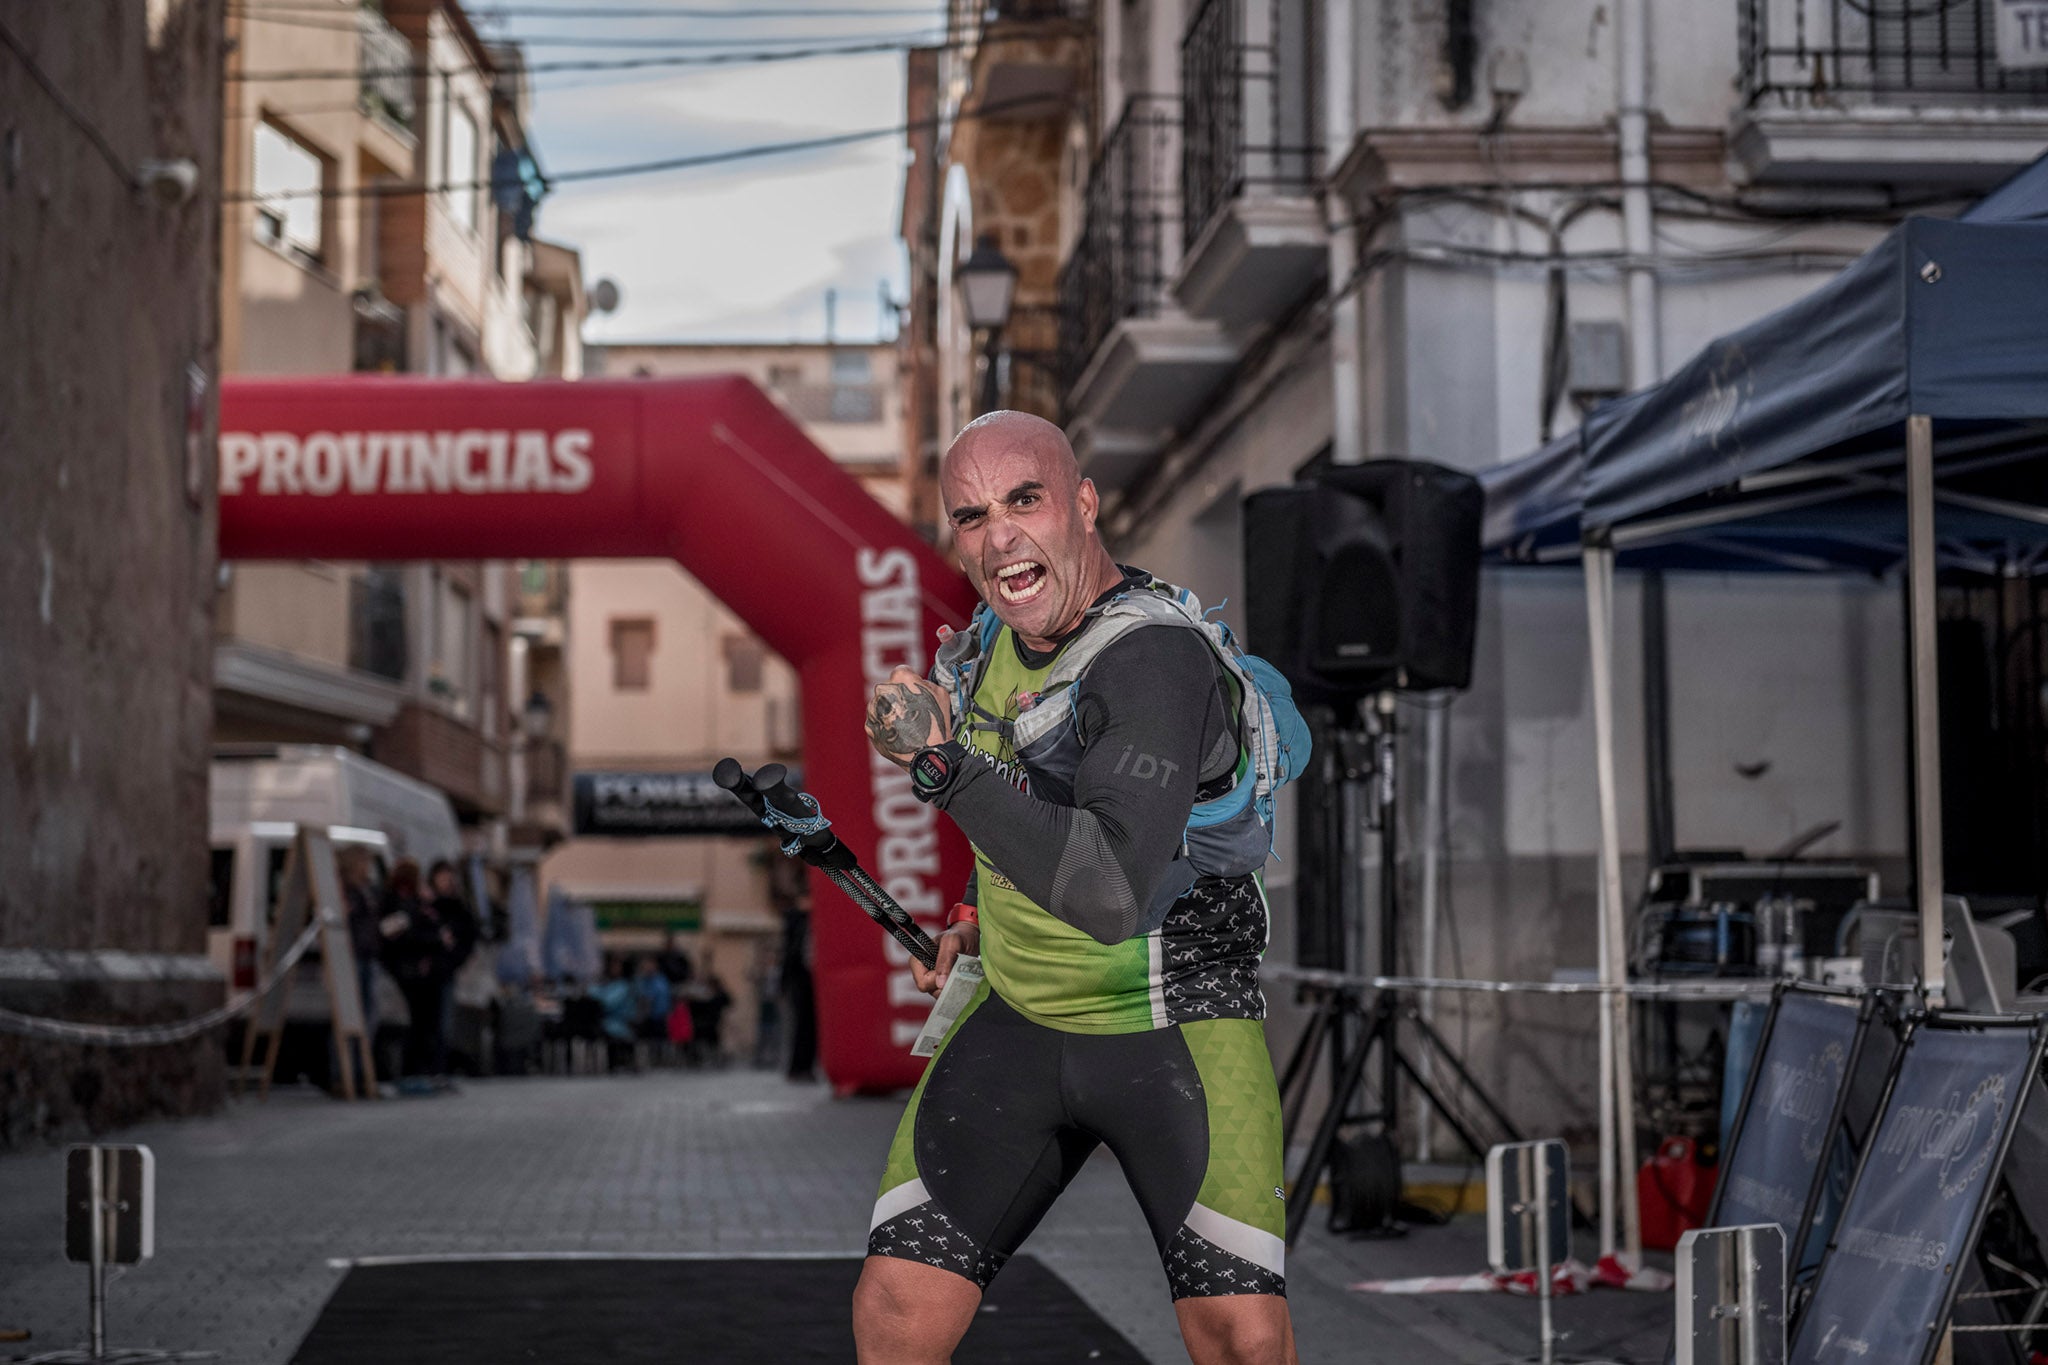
[1067,1018,1288,1299]
[867,991,1097,1288]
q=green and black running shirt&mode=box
[925,573,1271,1032]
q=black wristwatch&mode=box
[910,742,965,802]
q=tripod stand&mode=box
[1278,692,1530,1246]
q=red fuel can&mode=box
[1638,1135,1717,1251]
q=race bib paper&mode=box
[910,954,983,1057]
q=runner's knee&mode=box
[1178,1297,1292,1365]
[853,1256,978,1363]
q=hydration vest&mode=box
[931,576,1311,896]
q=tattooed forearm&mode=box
[866,683,946,762]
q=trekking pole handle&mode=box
[711,757,769,819]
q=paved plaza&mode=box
[0,1070,1669,1363]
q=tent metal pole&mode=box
[1594,860,1616,1261]
[1906,414,1946,1008]
[1584,544,1641,1263]
[1588,552,1616,1261]
[1416,697,1448,1163]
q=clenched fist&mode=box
[866,666,952,768]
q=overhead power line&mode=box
[229,32,960,79]
[224,91,1042,204]
[227,7,939,45]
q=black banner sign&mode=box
[1795,1025,2038,1364]
[572,768,799,837]
[1716,992,1860,1239]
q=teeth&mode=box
[997,561,1041,580]
[997,567,1046,604]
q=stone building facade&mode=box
[0,0,227,1144]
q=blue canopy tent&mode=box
[1480,205,2048,1268]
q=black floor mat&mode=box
[289,1255,1151,1363]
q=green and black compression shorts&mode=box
[866,987,1287,1300]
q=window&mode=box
[829,350,880,422]
[766,363,803,392]
[480,620,503,736]
[445,98,479,232]
[348,566,408,681]
[252,120,325,259]
[724,634,766,694]
[430,575,474,715]
[611,618,655,691]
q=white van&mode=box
[207,746,463,999]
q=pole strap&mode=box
[756,792,831,856]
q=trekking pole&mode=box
[713,759,940,971]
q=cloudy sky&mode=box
[482,3,945,344]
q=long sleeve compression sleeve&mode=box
[928,626,1235,945]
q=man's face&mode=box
[941,436,1101,647]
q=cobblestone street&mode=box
[0,1069,1669,1363]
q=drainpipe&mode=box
[1326,0,1363,466]
[1618,0,1659,388]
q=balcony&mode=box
[524,738,567,809]
[514,737,571,846]
[378,701,505,817]
[1733,0,2048,186]
[969,0,1090,121]
[1057,96,1237,489]
[357,5,417,135]
[1176,0,1326,329]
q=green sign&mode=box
[589,899,703,930]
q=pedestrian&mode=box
[427,860,480,972]
[378,858,461,1095]
[686,972,731,1066]
[427,859,482,1078]
[656,931,693,986]
[852,411,1298,1363]
[632,953,672,1055]
[593,953,638,1071]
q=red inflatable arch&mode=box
[219,375,978,1093]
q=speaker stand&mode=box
[1279,693,1539,1246]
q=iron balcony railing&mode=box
[358,4,417,131]
[1739,0,2048,106]
[1057,95,1184,394]
[1181,0,1322,250]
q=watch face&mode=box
[911,748,951,793]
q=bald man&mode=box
[854,413,1298,1364]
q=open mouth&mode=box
[995,560,1047,604]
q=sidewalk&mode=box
[0,1071,1670,1363]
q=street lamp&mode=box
[956,233,1018,415]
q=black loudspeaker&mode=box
[1243,460,1483,701]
